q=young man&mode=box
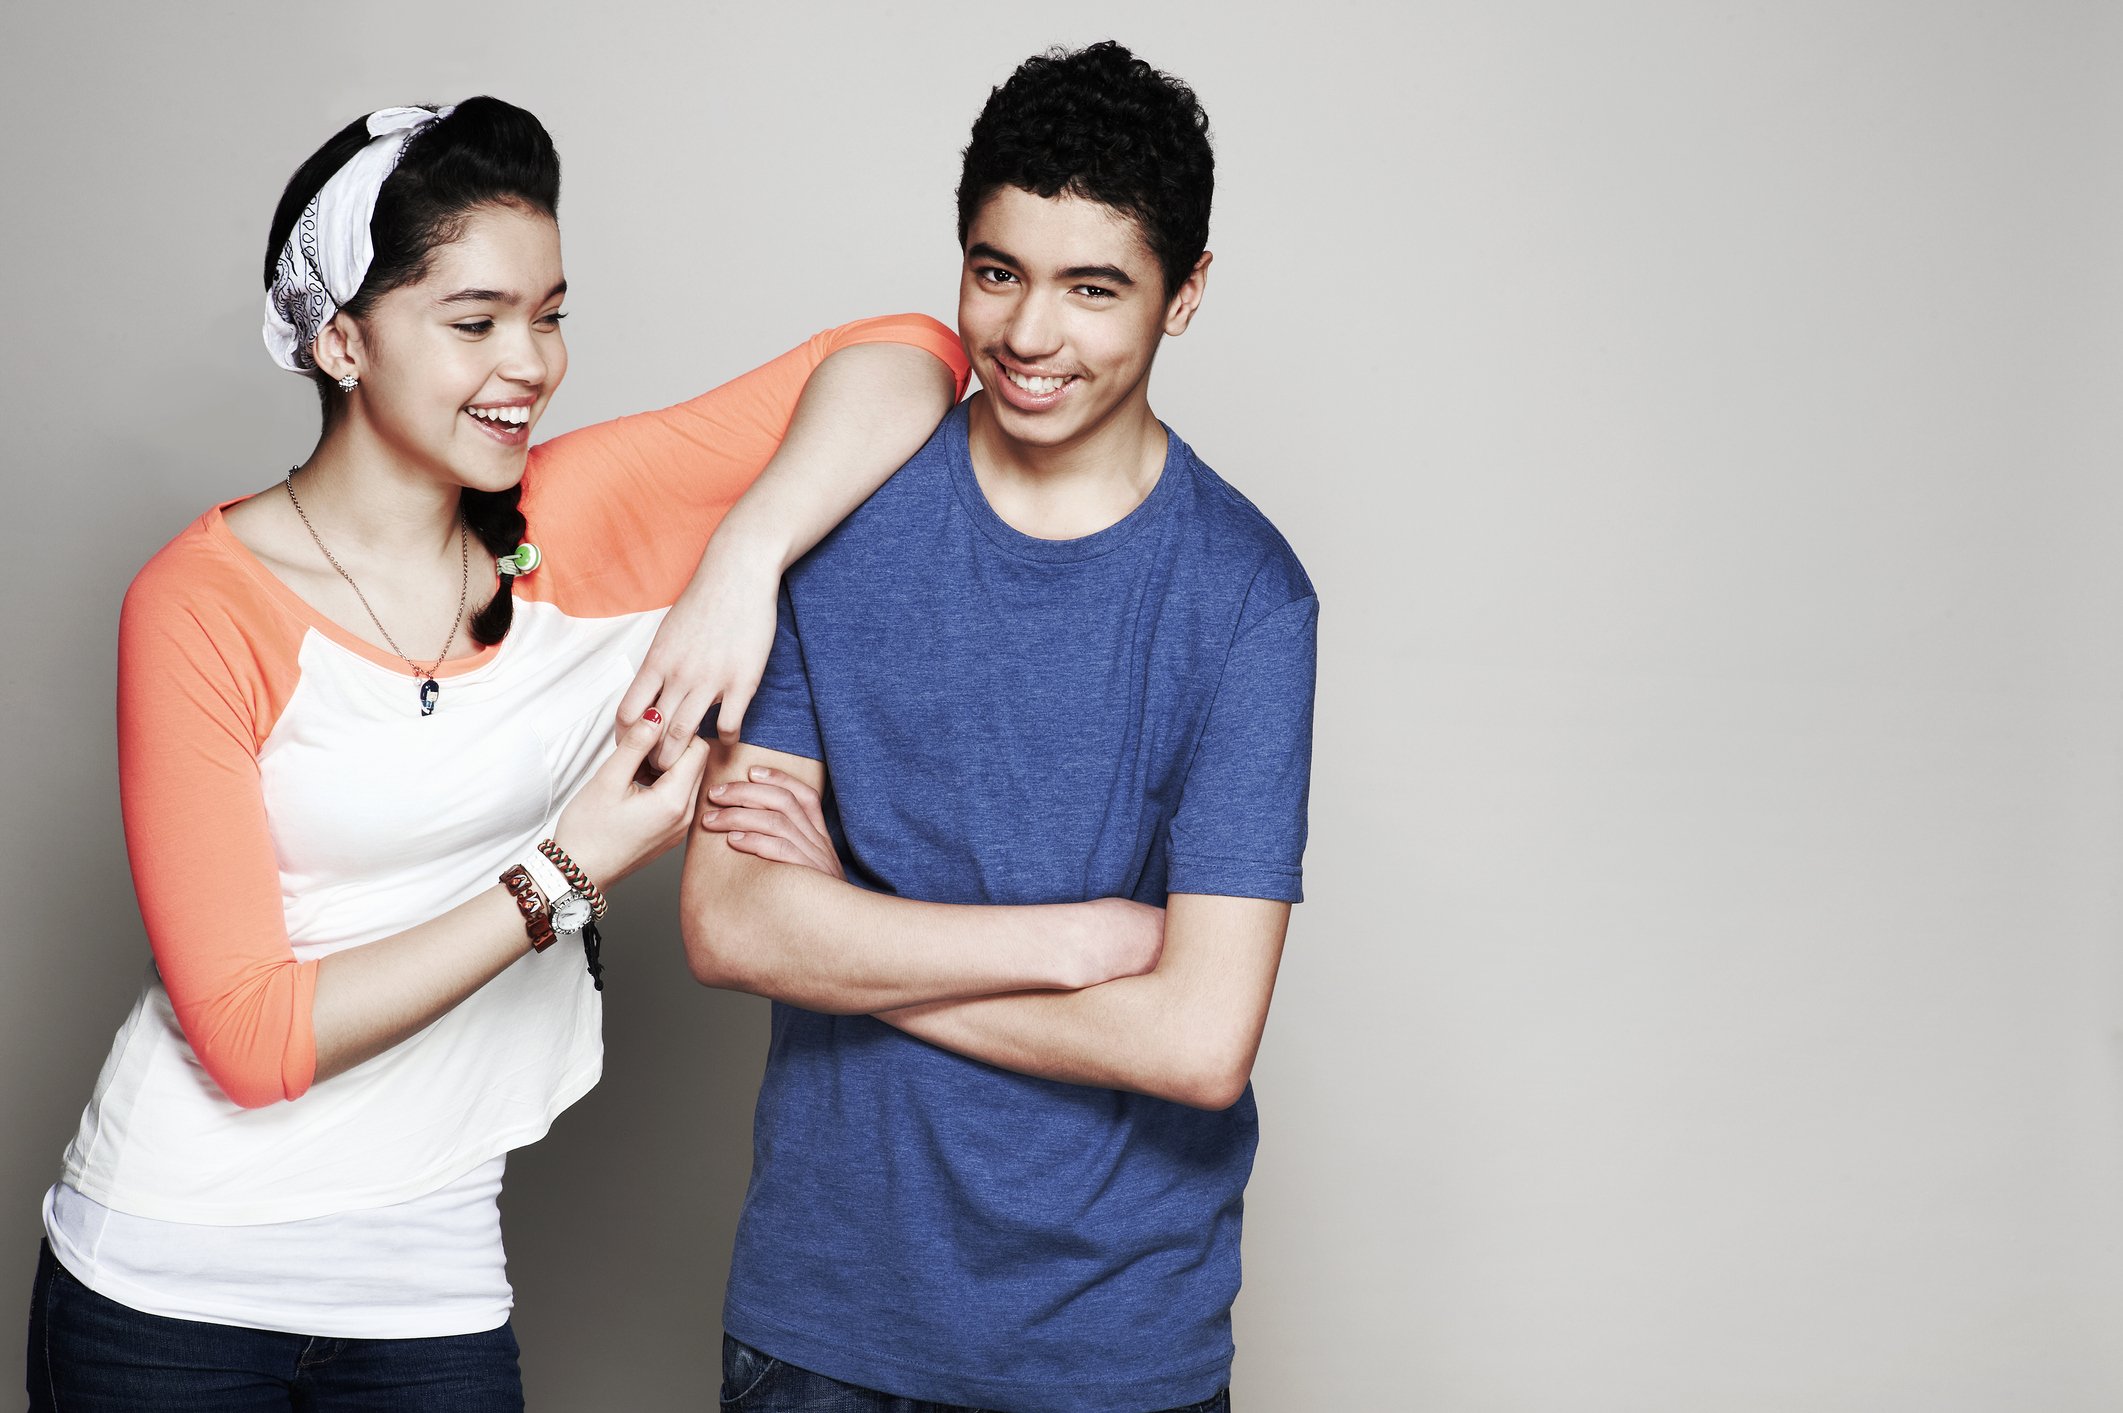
[682,42,1317,1413]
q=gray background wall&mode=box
[3,2,2118,1408]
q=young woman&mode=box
[22,97,1139,1411]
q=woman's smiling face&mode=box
[338,201,569,493]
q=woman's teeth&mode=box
[467,405,529,425]
[1005,369,1070,395]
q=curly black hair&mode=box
[956,42,1214,296]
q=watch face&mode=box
[552,894,594,933]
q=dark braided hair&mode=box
[264,97,561,646]
[956,42,1214,296]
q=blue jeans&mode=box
[720,1334,1230,1413]
[26,1240,523,1411]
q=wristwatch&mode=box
[548,888,595,935]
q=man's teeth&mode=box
[467,405,530,425]
[1005,369,1070,395]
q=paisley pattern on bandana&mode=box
[261,105,453,375]
[270,199,333,372]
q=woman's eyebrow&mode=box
[436,287,513,306]
[433,280,567,308]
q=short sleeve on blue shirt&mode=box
[727,582,822,763]
[1166,593,1318,902]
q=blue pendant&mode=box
[420,678,439,716]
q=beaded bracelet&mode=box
[536,840,609,918]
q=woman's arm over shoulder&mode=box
[615,324,966,756]
[524,313,965,515]
[519,314,967,605]
[117,533,317,1109]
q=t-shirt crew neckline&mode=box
[945,402,1183,565]
[203,499,503,680]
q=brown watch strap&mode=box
[500,864,558,952]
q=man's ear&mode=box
[312,310,365,383]
[1163,251,1212,337]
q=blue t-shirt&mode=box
[728,402,1317,1413]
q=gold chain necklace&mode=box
[284,470,470,717]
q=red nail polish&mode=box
[642,707,663,724]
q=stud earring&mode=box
[336,372,359,392]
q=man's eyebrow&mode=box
[968,244,1137,288]
[1058,264,1135,287]
[434,280,567,308]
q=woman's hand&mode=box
[314,714,704,1085]
[618,339,960,772]
[553,712,712,890]
[617,531,779,772]
[699,764,845,881]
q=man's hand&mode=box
[878,893,1286,1110]
[698,764,845,881]
[683,745,1164,1011]
[697,767,1164,985]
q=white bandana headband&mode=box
[263,105,456,374]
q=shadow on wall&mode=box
[499,852,772,1410]
[6,443,233,1313]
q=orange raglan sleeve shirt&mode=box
[117,315,968,1109]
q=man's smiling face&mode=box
[958,186,1206,456]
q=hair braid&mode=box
[462,485,526,645]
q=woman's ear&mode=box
[312,310,364,383]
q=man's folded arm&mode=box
[876,892,1290,1112]
[679,741,1158,1012]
